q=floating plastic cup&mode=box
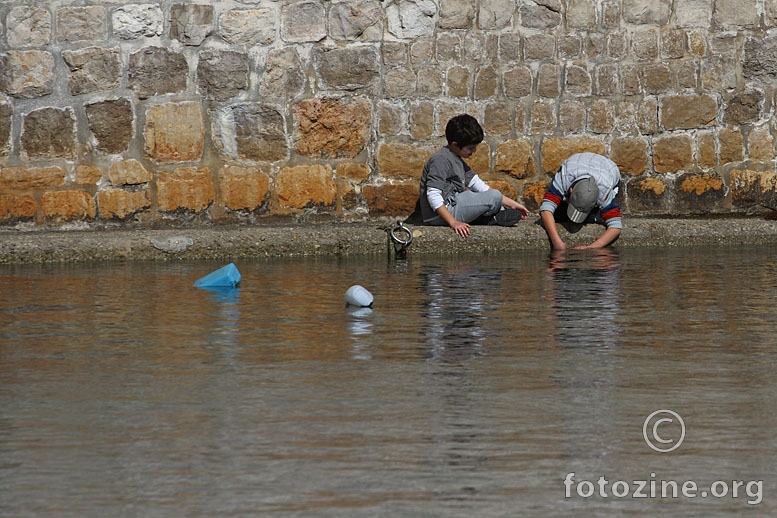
[344,284,373,307]
[194,263,241,289]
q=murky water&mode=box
[1,246,776,517]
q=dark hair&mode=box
[445,114,484,147]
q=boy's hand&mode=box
[450,220,471,238]
[502,198,530,218]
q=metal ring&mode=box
[389,222,413,246]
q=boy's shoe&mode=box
[489,209,524,227]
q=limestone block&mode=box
[62,47,121,95]
[376,141,436,180]
[85,98,134,155]
[541,137,605,174]
[0,102,11,155]
[362,182,417,215]
[567,0,597,29]
[336,163,371,183]
[112,4,164,39]
[218,103,288,163]
[217,165,270,211]
[559,35,582,59]
[314,46,380,91]
[675,0,712,28]
[530,100,555,134]
[519,0,562,29]
[447,66,470,97]
[384,67,417,98]
[144,102,205,163]
[479,0,515,30]
[674,173,726,212]
[625,177,670,213]
[623,0,671,24]
[329,0,382,41]
[219,9,275,46]
[386,0,437,39]
[97,188,151,219]
[0,50,55,99]
[559,100,585,133]
[661,94,717,130]
[637,98,659,135]
[197,50,249,101]
[170,4,214,45]
[747,126,775,161]
[7,6,51,47]
[156,167,215,212]
[484,102,512,136]
[75,165,103,185]
[109,160,152,186]
[410,102,435,139]
[652,134,693,173]
[56,6,107,43]
[610,137,649,175]
[0,166,66,191]
[744,36,777,81]
[701,57,737,91]
[596,64,618,96]
[293,97,371,159]
[436,33,462,61]
[275,164,336,209]
[723,90,763,126]
[259,48,305,100]
[641,63,672,95]
[440,0,475,29]
[378,102,403,136]
[603,1,620,26]
[281,1,326,42]
[467,141,490,176]
[495,139,535,179]
[504,66,532,98]
[21,107,76,159]
[719,128,744,164]
[714,0,758,28]
[42,190,97,221]
[632,29,658,61]
[731,169,777,207]
[588,100,615,134]
[0,193,37,222]
[524,34,555,60]
[697,132,716,169]
[128,47,188,100]
[523,181,549,209]
[417,66,444,97]
[499,34,522,62]
[565,64,592,96]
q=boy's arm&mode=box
[575,228,621,250]
[436,205,471,238]
[540,209,567,250]
[501,195,529,217]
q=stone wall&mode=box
[2,0,777,228]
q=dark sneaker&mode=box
[489,209,524,227]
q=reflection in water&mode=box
[346,306,373,360]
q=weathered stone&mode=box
[21,107,76,159]
[0,50,55,99]
[504,66,532,98]
[524,34,555,60]
[386,0,437,39]
[7,6,51,47]
[620,64,640,95]
[559,100,585,133]
[337,162,371,183]
[218,165,270,211]
[676,61,698,89]
[523,181,549,209]
[537,64,560,97]
[606,33,628,60]
[417,66,444,97]
[377,141,436,180]
[530,100,556,134]
[674,173,726,212]
[440,0,475,29]
[259,47,305,99]
[384,67,417,98]
[383,42,408,67]
[567,0,597,28]
[128,47,188,99]
[661,94,717,130]
[661,29,686,59]
[723,90,763,126]
[585,33,605,60]
[97,188,151,219]
[641,63,672,94]
[719,129,744,164]
[541,136,605,173]
[611,137,648,175]
[748,126,774,161]
[603,1,620,26]
[156,167,215,212]
[56,6,107,42]
[339,180,359,211]
[588,100,615,134]
[218,9,275,46]
[495,138,534,179]
[329,0,382,41]
[282,1,326,42]
[626,177,670,213]
[362,182,417,215]
[596,64,618,96]
[0,193,37,222]
[744,36,777,81]
[479,0,515,30]
[75,165,103,185]
[448,66,470,97]
[653,134,693,173]
[144,102,205,163]
[42,190,97,222]
[676,0,712,28]
[220,103,288,163]
[170,4,214,45]
[62,47,121,95]
[714,0,758,28]
[632,29,658,60]
[314,46,380,91]
[566,64,592,96]
[112,4,164,40]
[701,57,737,91]
[378,102,403,136]
[499,34,522,62]
[520,0,562,29]
[623,0,671,24]
[731,169,777,207]
[689,31,707,55]
[275,164,336,209]
[410,102,435,139]
[0,102,12,154]
[697,132,716,169]
[0,166,65,191]
[294,97,371,159]
[559,35,582,59]
[437,33,462,61]
[637,98,659,134]
[474,66,498,99]
[410,38,434,66]
[197,50,249,101]
[109,160,152,186]
[85,98,134,154]
[467,142,491,175]
[484,102,512,136]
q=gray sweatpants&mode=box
[425,189,503,225]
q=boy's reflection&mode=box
[421,263,502,362]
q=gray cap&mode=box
[567,176,599,223]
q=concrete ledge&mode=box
[1,217,776,264]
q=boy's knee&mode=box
[487,189,502,211]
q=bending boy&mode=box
[419,114,529,238]
[539,152,622,250]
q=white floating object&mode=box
[345,285,373,307]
